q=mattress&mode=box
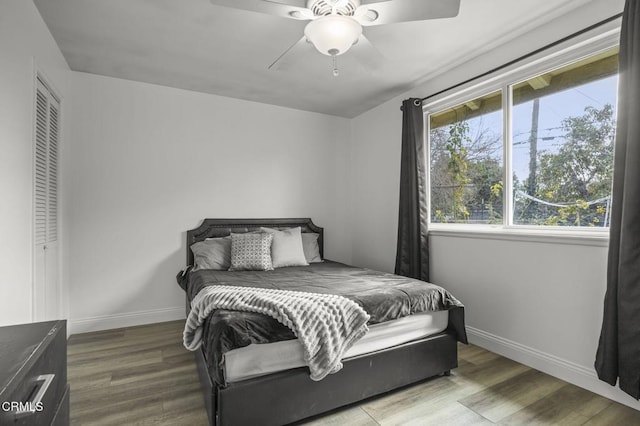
[223,309,449,382]
[178,260,467,384]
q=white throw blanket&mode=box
[183,285,370,381]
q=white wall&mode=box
[349,0,639,410]
[65,72,351,333]
[0,0,70,326]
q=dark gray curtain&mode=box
[395,98,429,282]
[595,0,640,400]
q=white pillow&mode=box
[260,227,308,268]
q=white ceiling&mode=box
[35,0,602,118]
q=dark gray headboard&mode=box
[186,218,324,266]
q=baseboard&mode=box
[68,306,185,335]
[466,326,640,411]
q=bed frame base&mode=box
[185,219,461,425]
[194,331,458,426]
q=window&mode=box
[426,43,618,230]
[429,91,503,224]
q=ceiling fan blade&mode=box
[209,0,313,20]
[355,0,461,26]
[268,36,313,71]
[349,35,385,71]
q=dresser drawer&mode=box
[51,385,70,426]
[0,322,67,426]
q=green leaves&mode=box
[431,120,502,223]
[521,104,615,227]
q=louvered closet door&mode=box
[34,78,60,321]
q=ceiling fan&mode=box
[209,0,461,76]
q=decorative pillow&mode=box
[301,233,323,263]
[190,237,231,271]
[260,227,308,268]
[229,232,274,271]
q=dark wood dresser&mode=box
[0,320,69,425]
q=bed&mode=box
[179,218,467,426]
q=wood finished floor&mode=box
[67,320,640,425]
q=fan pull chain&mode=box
[329,48,339,77]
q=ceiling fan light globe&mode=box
[304,15,362,56]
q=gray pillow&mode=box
[229,232,274,271]
[190,237,231,270]
[260,227,308,268]
[301,233,322,263]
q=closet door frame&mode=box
[32,66,63,322]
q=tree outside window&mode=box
[428,47,618,228]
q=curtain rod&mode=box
[415,12,623,104]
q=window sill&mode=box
[428,225,609,247]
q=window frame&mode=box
[423,25,620,245]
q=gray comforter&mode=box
[177,260,467,384]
